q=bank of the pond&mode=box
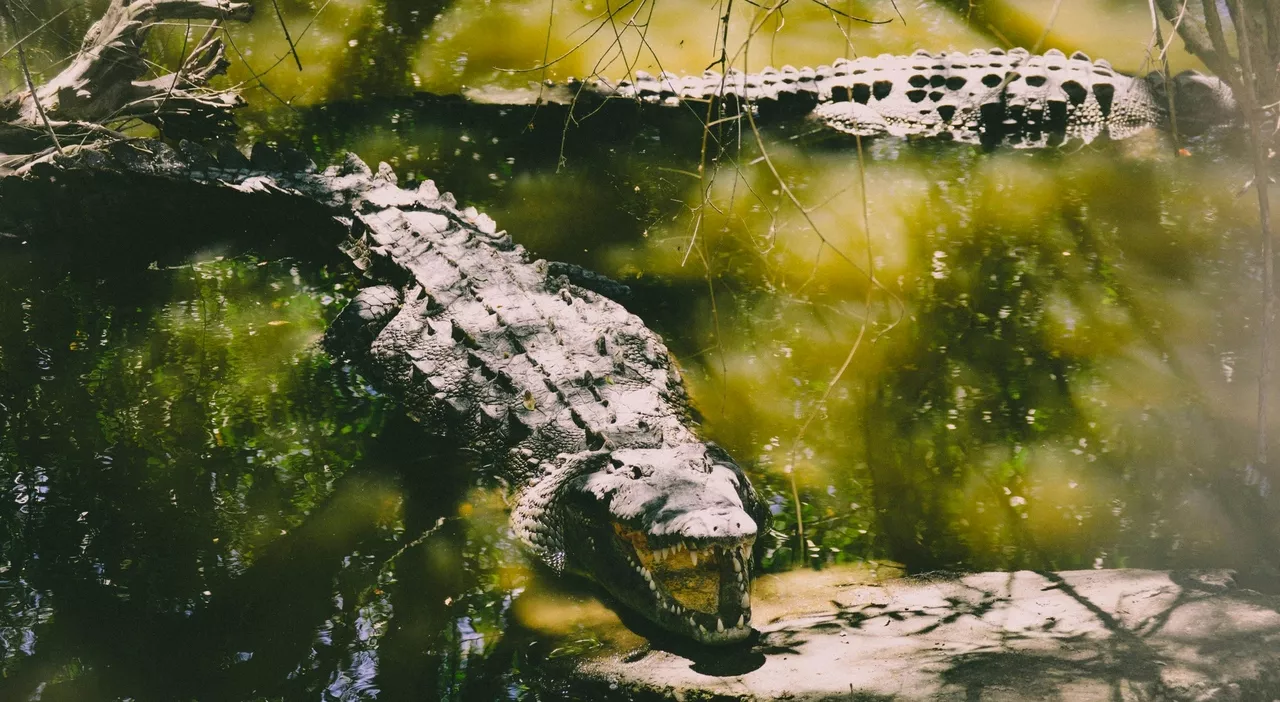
[528,566,1280,701]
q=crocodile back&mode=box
[574,48,1166,148]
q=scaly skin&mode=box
[549,47,1238,147]
[4,139,768,645]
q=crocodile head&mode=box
[1146,70,1239,135]
[520,443,766,644]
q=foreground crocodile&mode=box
[1,140,768,645]
[523,48,1239,148]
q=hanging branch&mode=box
[0,0,62,154]
[1151,0,1235,83]
[1230,0,1276,475]
[268,0,303,71]
[0,0,255,154]
[1155,0,1278,481]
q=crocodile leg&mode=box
[325,284,404,356]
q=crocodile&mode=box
[1,140,768,645]
[531,47,1239,148]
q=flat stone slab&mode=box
[521,567,1280,700]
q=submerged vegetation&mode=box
[1,0,1278,698]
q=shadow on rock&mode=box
[609,609,768,676]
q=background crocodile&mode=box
[508,48,1239,148]
[2,140,769,645]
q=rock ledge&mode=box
[535,568,1280,701]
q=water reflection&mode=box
[253,90,1277,577]
[0,250,535,699]
[2,0,1279,697]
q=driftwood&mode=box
[0,0,254,157]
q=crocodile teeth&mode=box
[716,617,724,633]
[689,551,697,567]
[732,557,741,573]
[736,614,745,628]
[741,590,750,607]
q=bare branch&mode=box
[268,0,303,71]
[0,0,254,153]
[0,0,62,153]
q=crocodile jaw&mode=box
[613,524,755,644]
[561,445,764,644]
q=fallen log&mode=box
[0,0,254,158]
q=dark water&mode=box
[3,0,1280,699]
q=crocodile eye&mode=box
[631,466,643,479]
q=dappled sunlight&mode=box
[411,0,989,94]
[4,0,1279,697]
[602,143,919,296]
[646,130,1278,572]
[515,588,630,639]
[4,0,1207,102]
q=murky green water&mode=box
[3,0,1279,698]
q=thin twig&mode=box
[0,0,61,153]
[155,20,194,124]
[528,0,557,125]
[1146,0,1180,148]
[498,0,639,73]
[1157,0,1191,64]
[269,0,303,71]
[0,5,71,62]
[223,0,332,87]
[1031,0,1063,53]
[888,0,905,25]
[804,0,890,25]
[384,517,451,565]
[786,135,878,565]
[218,24,297,111]
[1201,0,1236,88]
[1231,0,1274,473]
